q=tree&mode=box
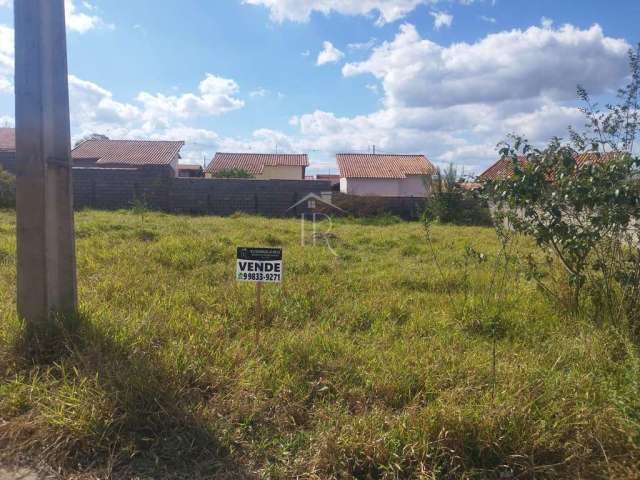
[74,133,109,147]
[485,44,640,330]
[211,168,254,179]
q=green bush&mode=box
[424,191,492,226]
[486,44,640,332]
[332,193,425,220]
[0,168,15,208]
[211,168,253,178]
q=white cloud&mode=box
[480,15,496,24]
[343,23,630,109]
[0,25,13,94]
[348,38,377,51]
[244,0,427,25]
[273,21,632,173]
[65,0,111,33]
[317,41,345,65]
[69,75,141,133]
[136,74,245,129]
[217,128,297,154]
[430,11,453,30]
[250,87,269,97]
[0,0,110,33]
[0,115,13,127]
[0,13,632,175]
[501,103,584,141]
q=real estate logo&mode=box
[288,193,344,257]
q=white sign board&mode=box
[236,247,283,283]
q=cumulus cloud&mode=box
[244,0,427,25]
[0,1,109,33]
[348,37,377,51]
[343,23,630,108]
[0,13,632,175]
[250,87,269,97]
[0,25,13,94]
[68,75,141,133]
[65,0,111,33]
[430,11,453,30]
[272,21,632,172]
[136,74,245,129]
[317,41,345,65]
[98,20,625,173]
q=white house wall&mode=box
[341,176,429,197]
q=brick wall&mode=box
[73,167,331,217]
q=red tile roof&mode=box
[479,152,625,181]
[478,156,529,181]
[178,163,203,171]
[72,140,184,167]
[574,152,625,167]
[336,153,436,179]
[206,152,309,175]
[0,128,15,152]
[459,182,482,191]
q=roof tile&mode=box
[0,128,15,152]
[337,153,436,179]
[479,152,624,181]
[206,152,309,175]
[72,140,184,167]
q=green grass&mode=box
[0,209,638,479]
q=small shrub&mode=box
[136,229,159,242]
[212,168,253,179]
[0,168,16,208]
[424,191,492,226]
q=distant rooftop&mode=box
[336,153,436,179]
[72,139,184,167]
[206,152,309,175]
[0,128,15,152]
[178,163,203,171]
[479,152,625,181]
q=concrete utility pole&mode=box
[14,0,77,326]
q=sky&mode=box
[0,0,638,175]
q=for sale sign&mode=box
[236,247,283,283]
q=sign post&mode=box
[236,247,283,343]
[255,281,262,343]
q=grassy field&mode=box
[0,209,638,479]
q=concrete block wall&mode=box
[0,152,16,174]
[72,167,331,216]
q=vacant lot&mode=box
[0,210,638,479]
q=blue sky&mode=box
[0,0,638,174]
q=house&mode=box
[205,152,309,180]
[478,152,623,182]
[0,128,16,174]
[336,153,436,197]
[177,164,204,178]
[316,174,341,189]
[477,156,528,181]
[72,139,185,176]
